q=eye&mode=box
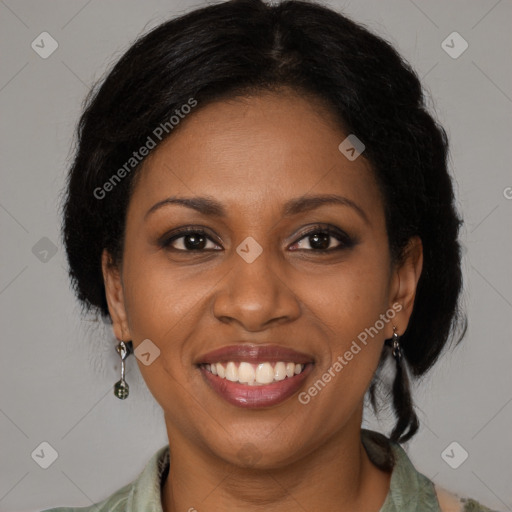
[160,227,221,252]
[159,224,356,253]
[289,225,355,253]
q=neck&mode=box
[161,410,391,512]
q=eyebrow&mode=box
[144,194,370,225]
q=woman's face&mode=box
[103,90,422,467]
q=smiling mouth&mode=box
[200,361,307,386]
[198,361,314,408]
[195,343,315,408]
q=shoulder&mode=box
[40,482,131,512]
[434,484,500,512]
[39,444,169,512]
[361,429,500,512]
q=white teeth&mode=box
[274,362,286,381]
[225,362,238,382]
[255,362,275,384]
[204,361,306,385]
[238,362,255,384]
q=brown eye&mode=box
[160,228,221,251]
[289,226,356,253]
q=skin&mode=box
[102,88,423,512]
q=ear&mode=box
[101,249,132,341]
[387,236,423,336]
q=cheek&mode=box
[297,253,391,395]
[119,253,200,391]
[295,280,389,431]
[303,255,391,338]
[122,250,204,339]
[120,257,207,413]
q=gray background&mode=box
[1,0,511,510]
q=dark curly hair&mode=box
[61,0,466,445]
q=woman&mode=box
[43,0,497,510]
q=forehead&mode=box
[129,90,382,222]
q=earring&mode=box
[391,325,403,363]
[114,339,133,399]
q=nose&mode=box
[211,242,301,331]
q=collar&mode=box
[361,428,441,512]
[124,429,440,512]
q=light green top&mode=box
[41,429,497,512]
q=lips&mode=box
[196,344,314,409]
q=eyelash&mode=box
[159,225,356,254]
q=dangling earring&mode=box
[391,325,402,363]
[114,338,133,399]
